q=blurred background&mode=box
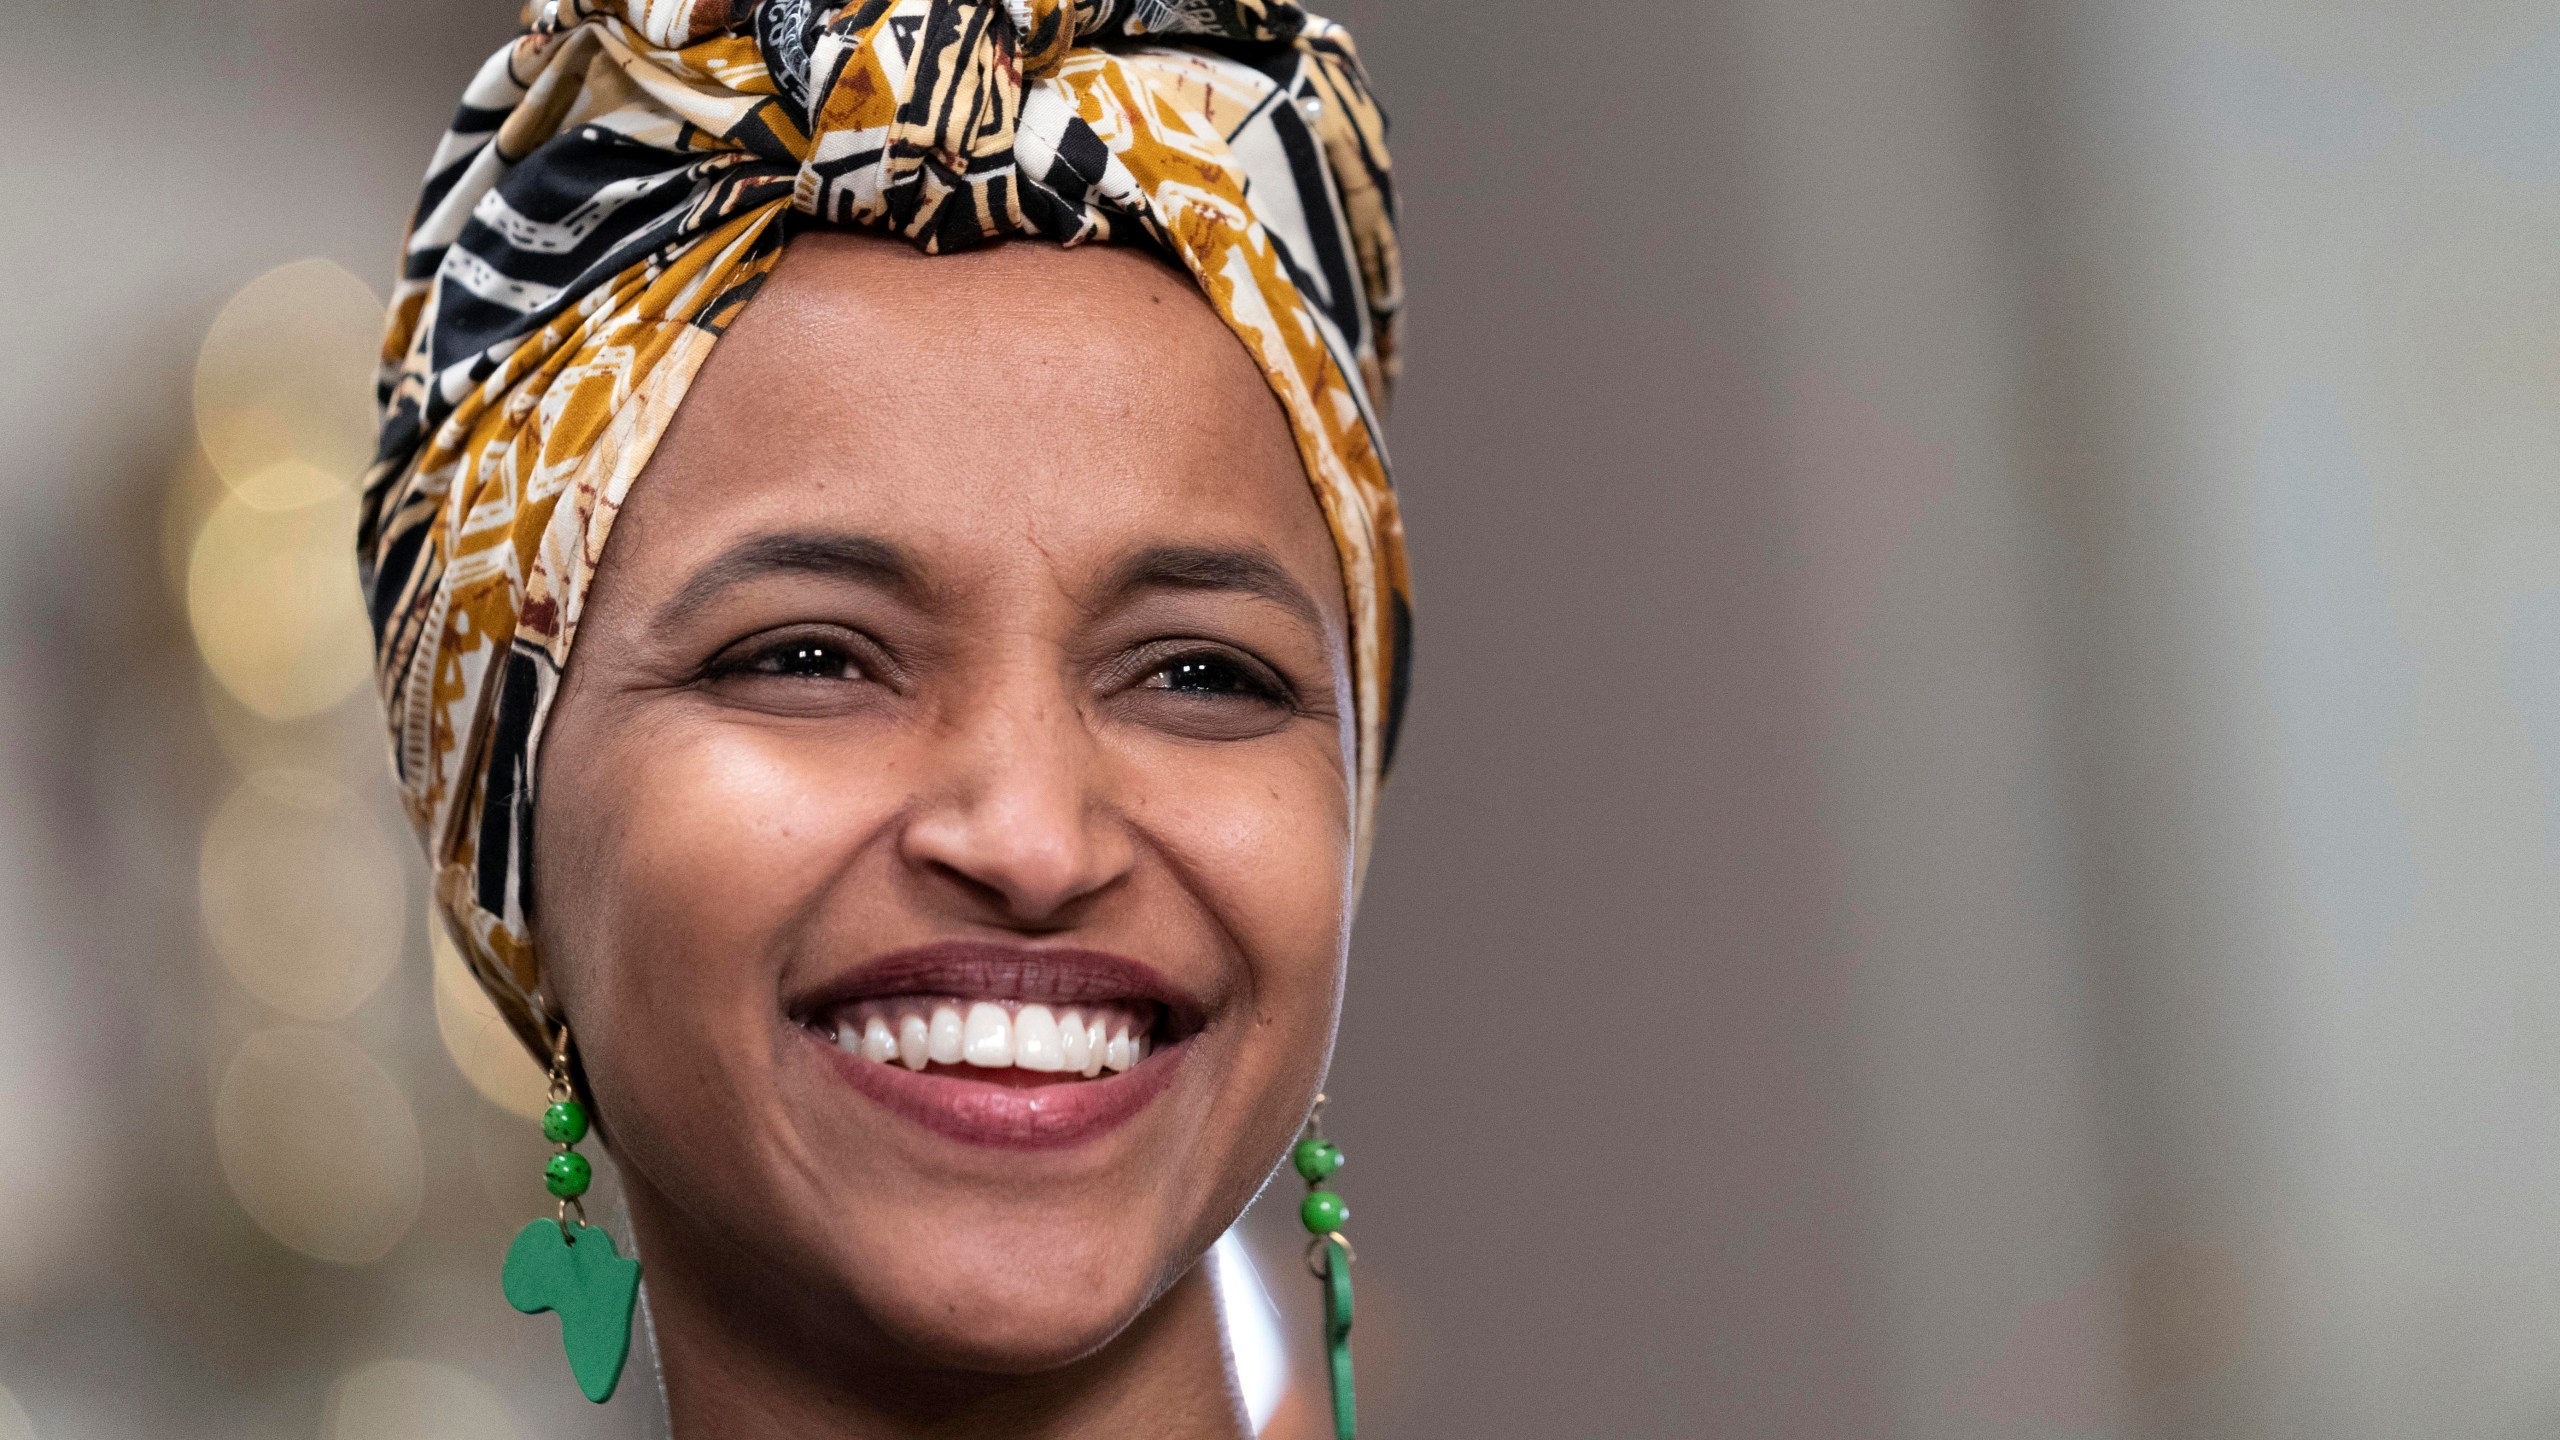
[6,0,2560,1436]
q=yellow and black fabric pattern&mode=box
[358,0,1409,1054]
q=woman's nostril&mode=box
[903,811,1135,926]
[918,854,1111,928]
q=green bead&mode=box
[545,1151,593,1199]
[1292,1137,1344,1183]
[542,1100,590,1145]
[1300,1188,1349,1235]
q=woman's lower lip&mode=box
[809,1030,1185,1149]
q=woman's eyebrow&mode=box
[658,532,922,621]
[1106,544,1325,629]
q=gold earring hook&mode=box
[545,1016,578,1106]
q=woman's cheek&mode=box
[611,724,903,959]
[1143,739,1352,1003]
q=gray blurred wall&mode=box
[10,1,2560,1437]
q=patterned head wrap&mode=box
[360,0,1409,1053]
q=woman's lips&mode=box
[791,941,1203,1027]
[787,941,1197,1149]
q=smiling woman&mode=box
[354,1,1405,1437]
[535,237,1358,1410]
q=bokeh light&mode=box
[192,258,381,498]
[324,1360,526,1440]
[185,484,373,720]
[199,769,405,1022]
[229,458,351,513]
[431,919,548,1121]
[177,257,382,724]
[214,1028,423,1265]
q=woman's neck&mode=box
[628,1191,1251,1440]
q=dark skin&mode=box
[530,233,1356,1438]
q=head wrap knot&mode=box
[362,0,1408,1055]
[1002,0,1095,77]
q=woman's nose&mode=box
[897,683,1135,929]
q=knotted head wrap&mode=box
[360,0,1410,1054]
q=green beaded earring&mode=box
[500,1020,642,1404]
[1293,1095,1356,1439]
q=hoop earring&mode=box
[499,1018,642,1403]
[1294,1094,1356,1439]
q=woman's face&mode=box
[532,235,1355,1371]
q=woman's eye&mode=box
[1142,652,1281,702]
[718,634,866,682]
[696,628,889,716]
[768,641,856,678]
[1118,647,1298,741]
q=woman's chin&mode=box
[837,1250,1167,1374]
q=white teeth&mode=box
[928,1006,964,1065]
[1015,1005,1066,1072]
[1058,1009,1089,1073]
[963,1002,1014,1068]
[862,1015,897,1065]
[827,999,1152,1079]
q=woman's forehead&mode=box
[609,232,1341,610]
[717,232,1240,392]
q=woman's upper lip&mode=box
[787,939,1205,1031]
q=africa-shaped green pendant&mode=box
[502,1218,641,1403]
